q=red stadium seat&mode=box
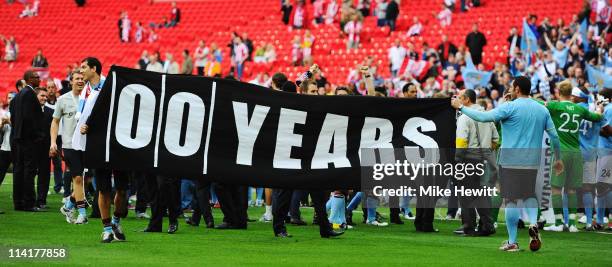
[0,0,583,90]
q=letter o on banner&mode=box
[164,92,206,156]
[115,84,156,149]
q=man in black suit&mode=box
[273,188,342,238]
[10,70,44,211]
[186,178,214,228]
[437,35,458,65]
[35,87,53,209]
[143,175,181,234]
[214,183,248,229]
[465,23,487,65]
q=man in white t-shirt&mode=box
[435,4,452,27]
[194,40,209,76]
[344,15,362,50]
[0,92,16,214]
[388,39,407,77]
[233,37,249,80]
[52,70,88,225]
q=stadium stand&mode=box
[0,0,582,97]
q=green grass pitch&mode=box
[0,175,610,266]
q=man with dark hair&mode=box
[454,89,498,236]
[45,80,63,194]
[169,1,181,27]
[34,87,53,209]
[271,65,344,238]
[82,57,102,76]
[437,35,458,64]
[181,49,193,75]
[10,70,44,212]
[78,57,129,242]
[402,83,418,99]
[31,49,48,68]
[385,0,399,31]
[452,76,563,252]
[15,79,26,91]
[271,72,288,91]
[465,23,487,65]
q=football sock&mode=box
[596,194,606,224]
[505,202,520,245]
[264,205,272,216]
[524,197,538,226]
[64,197,75,209]
[111,215,120,225]
[102,218,112,233]
[256,188,264,201]
[329,195,345,224]
[346,192,363,212]
[583,192,594,226]
[490,194,502,223]
[76,201,87,217]
[552,194,563,225]
[562,192,569,225]
[567,193,577,226]
[367,208,376,222]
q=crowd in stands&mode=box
[115,1,180,43]
[111,0,612,114]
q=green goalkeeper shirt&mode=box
[538,100,602,151]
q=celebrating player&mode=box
[451,76,563,252]
[540,80,602,233]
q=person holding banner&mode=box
[451,76,563,252]
[76,57,128,243]
[271,64,344,238]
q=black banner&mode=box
[84,66,455,189]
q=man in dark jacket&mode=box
[465,23,487,65]
[10,70,44,211]
[35,87,53,209]
[437,35,458,64]
[385,0,399,31]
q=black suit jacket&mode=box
[10,85,45,144]
[42,106,54,146]
[437,42,458,63]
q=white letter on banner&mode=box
[233,102,270,166]
[115,84,156,149]
[164,92,206,156]
[402,117,440,163]
[311,113,351,169]
[273,108,306,169]
[359,117,395,164]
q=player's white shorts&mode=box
[595,154,612,184]
[583,160,597,184]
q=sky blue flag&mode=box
[580,18,589,53]
[463,53,493,89]
[520,20,538,55]
[586,64,612,90]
